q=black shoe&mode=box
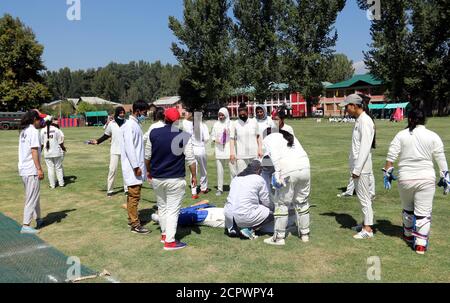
[107,192,113,198]
[131,225,150,234]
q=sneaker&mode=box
[337,192,352,198]
[160,234,166,243]
[107,192,113,198]
[301,234,310,243]
[216,190,223,196]
[353,229,374,239]
[164,241,187,251]
[351,224,363,232]
[192,194,200,199]
[240,228,258,240]
[20,226,40,234]
[131,225,150,234]
[264,237,285,246]
[415,245,426,255]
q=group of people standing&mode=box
[17,93,449,254]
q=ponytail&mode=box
[407,108,426,133]
[279,129,294,148]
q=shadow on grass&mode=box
[320,212,358,229]
[214,185,230,192]
[40,209,76,229]
[139,207,158,226]
[374,219,403,238]
[63,176,77,186]
[177,225,202,240]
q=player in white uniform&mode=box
[18,110,47,234]
[182,111,210,197]
[340,94,376,239]
[383,109,449,254]
[230,103,263,175]
[263,125,311,245]
[90,106,127,197]
[210,107,237,196]
[255,105,275,139]
[41,117,66,188]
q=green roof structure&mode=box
[85,111,108,117]
[326,74,383,89]
[368,102,410,110]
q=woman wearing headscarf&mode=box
[263,123,311,246]
[90,106,127,197]
[210,108,237,196]
[224,160,273,240]
[255,105,275,139]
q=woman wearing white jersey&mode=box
[210,108,237,196]
[383,109,449,255]
[41,117,66,188]
[90,106,126,197]
[262,126,311,245]
[340,94,376,239]
[182,111,210,197]
[255,105,275,139]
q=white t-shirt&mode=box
[41,125,64,158]
[224,174,270,228]
[256,117,275,139]
[210,121,231,159]
[18,125,41,176]
[104,121,122,155]
[230,119,259,159]
[281,124,295,136]
[349,112,375,175]
[387,125,448,181]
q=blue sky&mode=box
[0,0,371,73]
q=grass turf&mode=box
[0,117,449,282]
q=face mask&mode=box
[239,115,248,122]
[115,116,125,127]
[137,115,146,124]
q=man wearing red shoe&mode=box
[145,108,197,250]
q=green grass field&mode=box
[1,117,449,282]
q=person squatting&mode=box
[17,97,449,254]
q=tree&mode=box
[323,53,355,83]
[233,0,289,102]
[357,0,411,104]
[0,14,50,111]
[284,0,346,106]
[169,0,235,110]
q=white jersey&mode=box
[230,118,259,159]
[263,133,310,176]
[281,124,295,136]
[104,121,122,155]
[41,125,64,158]
[211,120,231,159]
[387,125,448,181]
[18,125,41,176]
[256,117,275,139]
[225,174,270,228]
[349,111,375,176]
[120,116,146,186]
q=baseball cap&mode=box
[339,94,363,107]
[164,108,180,123]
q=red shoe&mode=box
[415,245,427,255]
[192,194,200,199]
[164,241,187,251]
[160,234,166,243]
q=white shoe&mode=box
[353,229,374,239]
[264,237,285,246]
[151,213,159,223]
[301,234,309,242]
[337,193,352,198]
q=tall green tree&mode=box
[169,0,235,110]
[0,14,50,111]
[357,0,411,104]
[284,0,345,106]
[323,53,355,83]
[233,0,289,102]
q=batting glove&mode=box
[437,171,450,195]
[382,167,397,190]
[271,172,285,189]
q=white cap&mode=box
[339,94,363,107]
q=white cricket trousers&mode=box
[153,178,187,243]
[108,154,127,194]
[22,175,41,225]
[193,147,208,191]
[274,168,311,239]
[344,176,355,195]
[216,159,236,192]
[398,180,435,217]
[354,173,375,226]
[45,156,64,188]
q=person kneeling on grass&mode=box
[224,160,274,240]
